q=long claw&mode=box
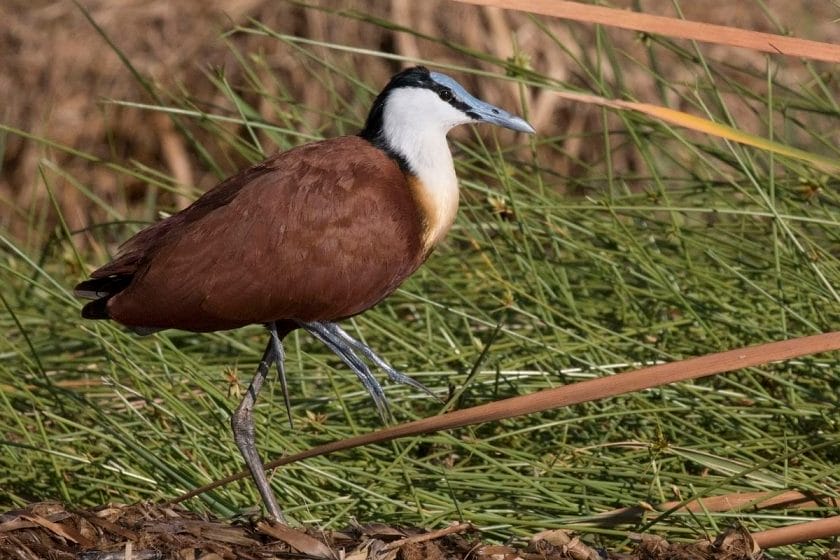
[269,324,294,430]
[300,321,439,419]
[321,322,438,399]
[302,321,392,422]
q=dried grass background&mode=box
[1,0,837,242]
[1,3,839,553]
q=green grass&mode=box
[1,3,839,557]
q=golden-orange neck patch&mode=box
[407,173,460,252]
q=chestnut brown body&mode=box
[78,136,428,333]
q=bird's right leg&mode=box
[231,335,285,523]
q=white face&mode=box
[383,87,474,136]
[366,71,534,251]
[379,87,465,188]
[378,86,464,250]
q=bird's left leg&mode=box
[231,332,286,522]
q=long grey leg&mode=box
[231,335,285,522]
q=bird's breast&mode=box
[406,164,459,252]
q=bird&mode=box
[75,65,535,522]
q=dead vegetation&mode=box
[5,501,829,560]
[2,1,836,242]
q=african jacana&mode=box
[75,66,535,521]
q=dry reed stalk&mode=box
[171,332,840,507]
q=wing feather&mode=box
[103,136,426,332]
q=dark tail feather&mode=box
[74,276,132,300]
[81,297,111,320]
[75,274,133,321]
[76,274,161,334]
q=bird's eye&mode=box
[438,87,453,101]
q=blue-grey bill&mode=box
[429,71,536,134]
[482,112,535,134]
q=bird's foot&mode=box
[300,321,438,421]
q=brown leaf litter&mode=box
[3,501,835,560]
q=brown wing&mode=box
[95,136,426,332]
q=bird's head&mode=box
[360,66,534,168]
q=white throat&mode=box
[382,88,472,249]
